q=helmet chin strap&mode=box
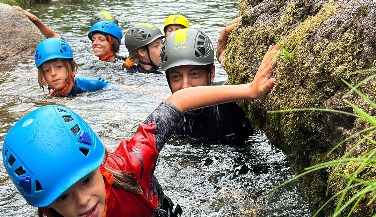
[99,36,115,62]
[138,47,158,71]
[49,72,74,98]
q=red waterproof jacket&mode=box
[102,102,183,217]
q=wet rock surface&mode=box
[226,0,376,215]
[0,4,44,70]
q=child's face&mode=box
[91,33,112,59]
[165,24,184,37]
[42,59,69,90]
[168,65,215,93]
[146,38,163,66]
[49,168,106,217]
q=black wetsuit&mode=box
[175,81,254,145]
[126,64,162,74]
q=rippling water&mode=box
[0,0,311,216]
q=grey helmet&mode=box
[124,23,164,53]
[90,11,119,26]
[160,28,214,71]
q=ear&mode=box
[210,64,215,83]
[137,48,147,58]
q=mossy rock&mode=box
[226,0,376,216]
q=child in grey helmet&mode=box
[122,23,164,74]
[161,28,261,145]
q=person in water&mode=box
[122,23,164,74]
[35,38,110,97]
[3,45,280,217]
[163,14,190,36]
[161,28,263,144]
[87,21,123,62]
[14,6,122,63]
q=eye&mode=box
[82,176,93,186]
[189,71,202,78]
[170,73,181,81]
[56,193,69,202]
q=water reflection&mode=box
[0,0,310,216]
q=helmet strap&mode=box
[205,64,213,85]
[100,166,114,217]
[99,36,115,62]
[138,46,158,71]
[49,72,75,98]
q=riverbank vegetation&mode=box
[271,69,376,216]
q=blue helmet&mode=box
[88,21,122,44]
[34,38,74,68]
[2,105,105,207]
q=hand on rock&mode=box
[216,16,241,67]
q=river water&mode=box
[0,0,311,216]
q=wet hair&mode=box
[37,59,78,91]
[121,47,144,69]
[37,150,142,217]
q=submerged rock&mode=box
[0,3,44,62]
[225,0,376,216]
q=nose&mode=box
[50,68,57,77]
[181,76,191,89]
[91,38,98,46]
[75,190,90,207]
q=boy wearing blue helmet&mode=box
[3,44,279,217]
[35,38,110,97]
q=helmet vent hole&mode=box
[62,115,73,122]
[198,47,205,56]
[8,154,15,166]
[35,180,43,191]
[15,166,26,176]
[70,124,80,136]
[79,147,90,156]
[4,147,8,156]
[57,108,66,113]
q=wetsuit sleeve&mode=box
[75,77,109,92]
[143,102,184,152]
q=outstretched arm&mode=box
[13,6,60,38]
[216,16,241,67]
[167,45,280,112]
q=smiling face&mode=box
[41,59,70,90]
[167,64,215,93]
[48,168,106,217]
[91,32,112,59]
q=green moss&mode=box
[226,0,376,215]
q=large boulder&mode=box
[225,0,376,216]
[0,4,44,62]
